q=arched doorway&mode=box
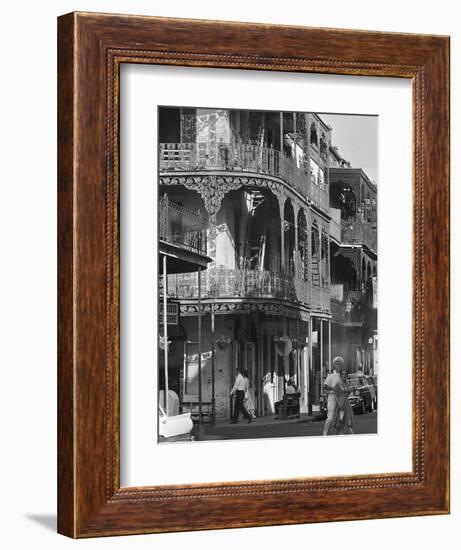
[284,199,295,277]
[298,208,309,281]
[331,181,357,221]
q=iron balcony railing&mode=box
[329,208,342,243]
[159,195,208,255]
[159,142,329,213]
[341,219,377,252]
[167,268,330,311]
[329,285,377,328]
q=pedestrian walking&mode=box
[242,370,256,419]
[230,368,252,424]
[322,356,342,436]
[332,368,356,435]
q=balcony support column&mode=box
[320,320,324,397]
[307,210,313,305]
[279,112,283,152]
[293,201,300,278]
[197,266,203,437]
[308,317,313,416]
[163,255,169,416]
[293,112,297,150]
[277,195,286,274]
[318,224,322,290]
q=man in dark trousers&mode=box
[230,368,252,424]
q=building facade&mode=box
[158,107,377,422]
[329,149,378,376]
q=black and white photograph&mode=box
[1,0,454,547]
[158,107,378,443]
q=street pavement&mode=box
[195,411,377,441]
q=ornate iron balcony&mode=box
[167,267,330,311]
[159,142,329,212]
[159,196,208,255]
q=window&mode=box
[310,158,319,185]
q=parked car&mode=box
[366,375,378,409]
[318,374,377,418]
[347,375,376,413]
[158,405,194,442]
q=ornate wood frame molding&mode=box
[58,12,450,537]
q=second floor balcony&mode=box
[159,142,329,213]
[167,267,330,313]
[341,218,377,253]
[330,284,377,328]
[159,195,208,256]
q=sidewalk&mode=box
[193,411,322,441]
[217,412,317,427]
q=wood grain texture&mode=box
[57,12,450,538]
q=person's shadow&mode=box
[25,514,56,532]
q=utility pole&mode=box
[163,255,169,416]
[197,266,203,438]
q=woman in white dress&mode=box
[243,370,256,419]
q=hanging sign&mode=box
[159,300,180,325]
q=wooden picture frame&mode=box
[57,12,450,537]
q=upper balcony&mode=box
[341,218,377,253]
[329,208,341,244]
[330,285,377,328]
[159,142,329,213]
[159,196,211,273]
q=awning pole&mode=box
[211,302,216,425]
[163,255,169,416]
[308,318,313,416]
[197,266,202,429]
[320,320,324,396]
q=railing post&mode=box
[308,317,313,416]
[197,266,203,437]
[163,193,170,241]
[163,255,169,416]
[320,320,324,395]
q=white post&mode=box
[308,318,313,415]
[197,267,202,428]
[163,255,169,416]
[320,320,324,396]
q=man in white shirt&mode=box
[230,368,252,424]
[322,356,343,436]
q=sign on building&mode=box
[159,300,180,325]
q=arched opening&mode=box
[362,257,366,290]
[319,132,327,161]
[225,188,282,274]
[311,221,320,287]
[321,230,329,288]
[366,261,373,305]
[284,199,295,277]
[331,254,358,292]
[310,122,318,147]
[297,208,309,281]
[366,191,372,222]
[330,181,356,221]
